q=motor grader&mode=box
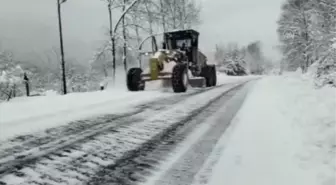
[126,29,217,93]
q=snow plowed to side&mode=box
[199,75,335,185]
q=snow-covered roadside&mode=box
[0,89,173,140]
[198,75,335,185]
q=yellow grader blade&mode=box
[147,51,175,89]
[149,58,159,80]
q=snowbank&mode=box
[204,75,335,185]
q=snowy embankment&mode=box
[194,74,335,185]
[0,72,256,141]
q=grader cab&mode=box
[126,29,217,93]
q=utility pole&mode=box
[57,0,67,94]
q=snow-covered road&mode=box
[0,78,255,185]
[143,81,254,185]
[1,73,330,185]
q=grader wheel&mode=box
[202,65,217,87]
[127,68,145,91]
[172,64,188,93]
[210,65,217,86]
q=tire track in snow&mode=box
[86,82,250,185]
[0,81,245,156]
[0,82,247,184]
[153,82,253,185]
[0,86,214,161]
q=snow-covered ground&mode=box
[195,74,335,185]
[0,81,251,185]
[142,80,254,185]
[0,73,256,141]
[3,71,333,185]
[0,88,174,140]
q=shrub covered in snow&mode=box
[311,39,336,88]
[0,65,25,101]
[218,59,247,76]
[214,43,248,76]
[315,59,336,87]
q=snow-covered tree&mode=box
[161,0,201,30]
[277,0,313,72]
[92,0,202,81]
[215,43,247,76]
[313,0,336,86]
[0,50,25,100]
[277,0,336,86]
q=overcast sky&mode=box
[0,0,283,63]
[198,0,284,59]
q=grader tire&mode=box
[127,68,145,91]
[210,65,217,86]
[202,65,217,87]
[172,64,188,93]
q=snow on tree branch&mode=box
[277,0,336,87]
